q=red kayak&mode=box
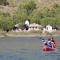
[42,46,55,51]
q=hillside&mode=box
[0,0,60,31]
[0,0,60,15]
[36,0,60,8]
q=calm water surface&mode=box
[0,36,60,60]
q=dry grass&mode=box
[35,0,60,9]
[0,0,60,15]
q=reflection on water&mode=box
[0,36,60,60]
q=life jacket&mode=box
[51,42,56,48]
[54,41,56,45]
[47,41,52,48]
[51,40,57,46]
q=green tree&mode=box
[18,0,36,15]
[0,12,14,31]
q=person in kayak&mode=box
[51,37,57,48]
[42,37,57,51]
[47,38,52,48]
[43,42,49,51]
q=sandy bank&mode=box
[0,33,59,37]
[0,30,60,37]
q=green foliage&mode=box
[24,0,36,15]
[0,12,14,31]
[14,0,36,24]
[29,9,43,24]
[18,0,36,15]
[0,0,60,31]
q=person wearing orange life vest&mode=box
[51,37,57,48]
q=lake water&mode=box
[0,36,60,60]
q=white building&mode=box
[46,25,52,31]
[43,25,53,33]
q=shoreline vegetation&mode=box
[0,30,60,37]
[0,0,60,37]
[0,0,60,32]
